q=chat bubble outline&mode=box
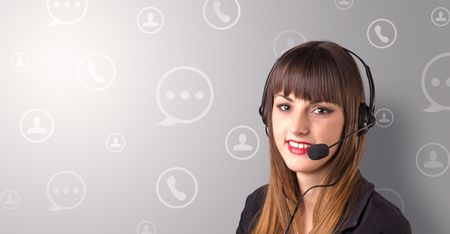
[156,66,214,126]
[19,108,55,144]
[47,170,86,211]
[47,0,88,26]
[422,52,450,112]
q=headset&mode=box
[258,46,376,138]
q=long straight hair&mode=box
[252,41,367,233]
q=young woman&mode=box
[237,41,411,234]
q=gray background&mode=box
[0,0,449,233]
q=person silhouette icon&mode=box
[338,0,350,6]
[424,150,444,168]
[4,194,16,205]
[435,11,447,22]
[27,116,47,134]
[14,57,25,68]
[378,112,390,123]
[110,137,122,148]
[143,13,159,27]
[140,225,153,234]
[233,133,253,151]
[286,37,295,52]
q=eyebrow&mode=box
[274,94,325,105]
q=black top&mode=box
[236,176,412,234]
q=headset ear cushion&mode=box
[358,103,369,136]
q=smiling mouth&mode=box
[286,141,311,155]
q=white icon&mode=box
[156,66,214,126]
[334,0,353,10]
[167,176,187,201]
[431,7,450,27]
[77,53,116,91]
[137,7,164,34]
[203,0,241,30]
[367,18,397,49]
[87,61,105,84]
[106,133,126,152]
[273,30,307,58]
[424,151,444,168]
[156,167,198,209]
[47,0,88,26]
[232,133,253,151]
[375,108,394,128]
[136,220,157,234]
[225,125,260,160]
[20,108,55,143]
[47,170,86,211]
[374,25,389,43]
[213,1,231,23]
[376,188,405,214]
[422,53,450,112]
[143,13,159,27]
[0,190,20,210]
[416,142,449,177]
[9,53,30,72]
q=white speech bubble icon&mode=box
[47,171,86,211]
[156,66,214,126]
[422,52,450,112]
[47,0,88,26]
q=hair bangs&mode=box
[270,47,346,107]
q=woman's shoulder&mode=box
[344,176,412,233]
[236,184,268,234]
[362,190,412,233]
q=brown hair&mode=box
[252,41,367,233]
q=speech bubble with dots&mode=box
[47,171,86,211]
[422,53,450,112]
[156,66,214,126]
[47,0,88,26]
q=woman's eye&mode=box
[276,104,290,111]
[313,107,331,115]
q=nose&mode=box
[289,109,310,136]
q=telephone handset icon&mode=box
[87,61,105,84]
[374,24,389,43]
[167,176,187,201]
[212,0,231,23]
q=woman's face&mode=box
[272,92,345,175]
